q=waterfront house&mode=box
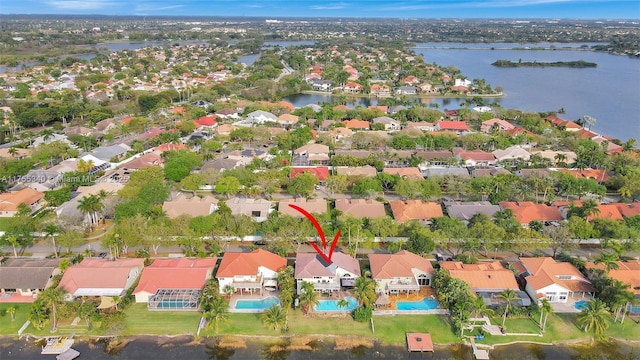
[335,198,387,219]
[225,197,273,222]
[440,261,529,306]
[369,250,434,294]
[585,260,640,297]
[278,198,328,217]
[133,258,217,310]
[343,82,363,94]
[395,86,417,95]
[295,252,361,293]
[370,84,391,97]
[389,200,444,223]
[0,188,45,217]
[0,258,63,302]
[58,258,144,300]
[217,249,287,296]
[519,257,594,304]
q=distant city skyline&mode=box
[1,0,639,19]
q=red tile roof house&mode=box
[343,119,370,131]
[289,166,330,182]
[58,258,145,300]
[481,118,515,133]
[498,201,564,225]
[453,149,496,167]
[335,198,387,219]
[382,167,424,180]
[519,257,594,304]
[217,249,286,301]
[585,260,640,297]
[436,121,469,135]
[0,188,45,217]
[369,250,434,295]
[295,252,361,294]
[133,258,217,309]
[389,200,444,223]
[193,115,218,129]
[440,261,530,306]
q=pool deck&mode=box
[374,287,448,315]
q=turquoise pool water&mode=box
[574,300,588,310]
[628,304,640,314]
[155,299,196,309]
[235,297,280,310]
[397,298,439,311]
[315,297,358,311]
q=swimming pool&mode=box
[397,298,439,311]
[155,299,197,310]
[235,297,280,310]
[627,304,640,315]
[315,297,358,311]
[574,300,588,311]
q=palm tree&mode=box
[539,298,553,332]
[352,276,377,308]
[498,289,518,327]
[337,298,350,310]
[261,304,286,332]
[37,287,65,332]
[6,306,16,322]
[44,223,60,258]
[594,252,620,273]
[470,294,495,319]
[580,199,600,220]
[577,299,609,339]
[298,281,319,315]
[204,297,229,334]
[3,235,20,257]
[223,285,235,299]
[77,195,104,232]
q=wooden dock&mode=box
[406,333,434,352]
[56,348,80,360]
[470,337,490,360]
[41,336,74,355]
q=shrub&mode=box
[352,306,373,322]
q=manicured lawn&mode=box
[123,303,202,336]
[490,316,541,334]
[372,314,459,344]
[0,303,31,335]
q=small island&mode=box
[492,59,597,68]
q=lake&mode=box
[286,43,640,142]
[1,336,638,359]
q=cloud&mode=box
[134,3,185,12]
[46,0,115,10]
[310,2,348,10]
[245,4,264,8]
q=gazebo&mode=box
[375,293,390,308]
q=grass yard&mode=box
[0,303,31,335]
[490,316,541,334]
[123,303,202,336]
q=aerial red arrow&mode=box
[288,203,341,264]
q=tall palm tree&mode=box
[577,299,609,339]
[539,298,553,332]
[37,287,65,331]
[352,276,377,308]
[470,294,495,319]
[498,289,518,327]
[298,281,319,315]
[594,252,620,273]
[44,223,60,258]
[580,199,600,220]
[204,297,229,334]
[261,304,286,332]
[6,306,16,321]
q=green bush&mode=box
[352,306,373,322]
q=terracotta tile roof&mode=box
[585,261,640,295]
[119,152,163,170]
[278,113,299,124]
[343,119,370,130]
[289,166,330,181]
[294,143,329,155]
[439,261,519,291]
[406,333,433,352]
[389,200,444,222]
[499,201,563,224]
[454,149,495,161]
[295,252,361,278]
[278,198,327,216]
[520,257,594,294]
[58,258,145,296]
[613,203,640,218]
[335,198,386,219]
[194,115,218,127]
[216,249,286,278]
[133,258,216,295]
[154,143,188,153]
[162,194,219,219]
[369,250,434,279]
[0,188,44,212]
[437,121,469,131]
[382,167,423,180]
[560,169,609,183]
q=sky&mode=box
[0,0,638,19]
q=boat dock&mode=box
[56,348,80,360]
[406,332,434,352]
[470,337,490,360]
[41,335,78,357]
